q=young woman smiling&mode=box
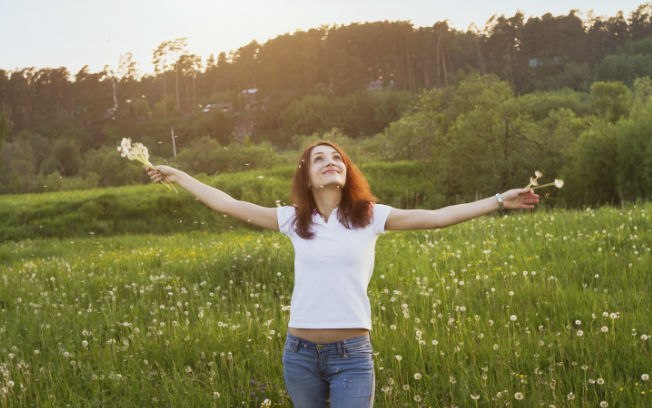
[148,140,539,407]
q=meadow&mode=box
[0,204,650,407]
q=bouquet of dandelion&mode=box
[117,138,177,192]
[525,170,564,190]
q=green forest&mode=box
[1,3,652,207]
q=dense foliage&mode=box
[1,4,652,208]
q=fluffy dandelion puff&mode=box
[526,169,563,190]
[514,392,524,400]
[642,373,650,381]
[394,355,402,361]
[414,373,422,380]
[117,137,177,192]
[600,401,609,408]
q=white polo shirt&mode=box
[277,204,392,330]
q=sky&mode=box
[0,0,647,76]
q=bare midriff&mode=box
[289,327,369,344]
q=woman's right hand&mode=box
[147,165,181,184]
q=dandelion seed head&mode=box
[514,392,524,400]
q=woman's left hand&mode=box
[502,188,540,210]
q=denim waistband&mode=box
[285,333,371,353]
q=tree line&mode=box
[0,3,651,206]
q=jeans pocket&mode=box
[343,339,373,357]
[284,338,299,353]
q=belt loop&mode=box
[337,341,345,356]
[288,335,299,352]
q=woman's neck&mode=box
[312,186,342,220]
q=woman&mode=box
[147,141,539,407]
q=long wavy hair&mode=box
[290,141,377,239]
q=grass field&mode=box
[0,204,650,407]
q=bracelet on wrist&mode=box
[495,193,505,212]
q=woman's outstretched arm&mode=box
[385,188,539,231]
[148,165,279,230]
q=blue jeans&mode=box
[282,333,375,407]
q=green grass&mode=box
[0,204,650,407]
[0,161,440,243]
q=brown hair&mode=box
[290,141,376,239]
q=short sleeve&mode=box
[371,204,392,235]
[277,206,296,236]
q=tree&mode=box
[232,40,260,91]
[117,52,140,81]
[0,111,9,148]
[52,137,82,176]
[174,54,202,115]
[590,81,632,122]
[630,3,652,40]
[152,38,188,111]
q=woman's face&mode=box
[308,145,347,189]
